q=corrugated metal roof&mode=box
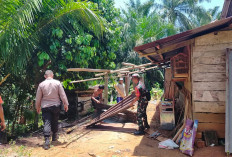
[134,17,232,62]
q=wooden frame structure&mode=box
[67,63,160,104]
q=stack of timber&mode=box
[87,93,136,127]
[191,30,232,138]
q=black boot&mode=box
[43,137,50,150]
[134,127,145,135]
[52,133,58,141]
[144,122,150,129]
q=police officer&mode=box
[130,73,150,135]
[36,70,69,150]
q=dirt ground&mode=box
[0,101,229,157]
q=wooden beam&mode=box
[140,39,194,57]
[119,71,130,73]
[104,73,109,104]
[67,68,111,73]
[129,66,158,74]
[112,63,155,73]
[95,62,155,77]
[125,73,130,96]
[70,77,103,83]
[95,72,108,77]
[122,62,136,66]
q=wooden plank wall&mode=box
[192,30,232,138]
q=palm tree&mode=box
[117,0,176,64]
[155,0,213,31]
[190,6,221,28]
[0,0,104,74]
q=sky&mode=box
[114,0,224,11]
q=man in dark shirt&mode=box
[130,73,150,135]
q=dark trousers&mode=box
[137,99,148,131]
[42,106,60,137]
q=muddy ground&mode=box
[0,101,228,157]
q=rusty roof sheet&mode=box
[134,17,232,62]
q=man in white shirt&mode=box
[115,78,126,103]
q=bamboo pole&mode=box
[95,63,155,77]
[104,73,109,104]
[67,68,111,73]
[122,62,136,66]
[70,77,103,83]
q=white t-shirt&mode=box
[116,83,126,97]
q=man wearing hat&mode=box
[130,73,150,135]
[115,78,126,103]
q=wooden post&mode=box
[125,73,130,96]
[104,74,109,104]
[225,48,232,153]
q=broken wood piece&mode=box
[172,123,185,141]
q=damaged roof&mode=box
[134,16,232,62]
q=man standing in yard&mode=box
[115,78,126,103]
[91,85,105,116]
[0,95,6,131]
[130,73,150,135]
[36,70,69,150]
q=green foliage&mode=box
[0,0,105,74]
[151,82,164,100]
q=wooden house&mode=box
[133,0,232,153]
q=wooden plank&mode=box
[195,30,232,46]
[192,82,226,91]
[193,64,226,73]
[194,102,225,113]
[198,123,225,138]
[193,90,226,102]
[104,74,109,104]
[193,113,225,123]
[193,42,232,52]
[193,55,226,65]
[193,49,226,58]
[67,68,111,73]
[193,73,226,82]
